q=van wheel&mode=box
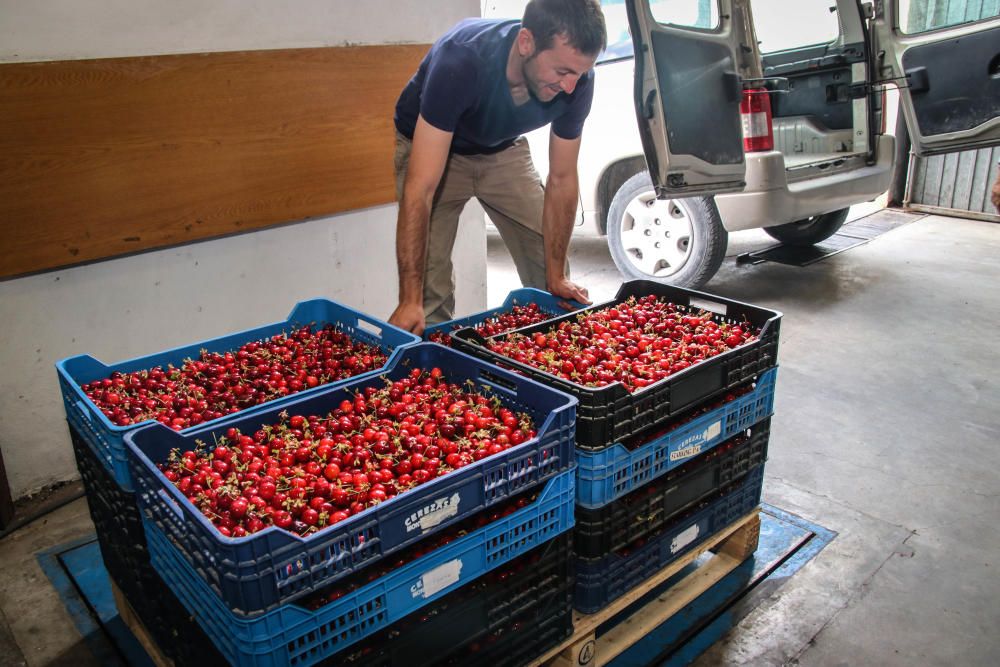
[606,172,727,288]
[764,208,849,246]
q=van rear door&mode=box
[873,1,1000,155]
[625,0,758,197]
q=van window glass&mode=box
[599,1,719,62]
[483,1,643,63]
[750,0,841,53]
[897,0,1000,34]
[599,0,636,61]
[648,0,720,29]
[485,1,721,64]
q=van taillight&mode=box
[740,88,773,152]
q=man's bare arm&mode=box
[388,116,453,334]
[543,131,591,304]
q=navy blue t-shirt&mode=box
[394,18,595,155]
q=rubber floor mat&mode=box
[842,208,924,238]
[737,209,925,267]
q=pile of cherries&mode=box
[81,324,387,429]
[488,295,759,392]
[158,367,536,538]
[427,302,556,346]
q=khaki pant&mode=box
[393,132,548,324]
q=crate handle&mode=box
[478,370,518,396]
[74,400,93,423]
[355,318,383,338]
[689,297,728,316]
[158,488,187,521]
[454,327,489,346]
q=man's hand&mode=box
[388,302,426,336]
[547,275,591,306]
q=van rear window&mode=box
[751,0,841,54]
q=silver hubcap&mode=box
[618,191,693,277]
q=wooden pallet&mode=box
[528,509,762,667]
[110,510,759,667]
[111,582,175,667]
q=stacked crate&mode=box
[68,421,224,664]
[57,298,419,665]
[448,280,780,614]
[59,282,778,665]
[123,343,577,666]
[330,531,574,667]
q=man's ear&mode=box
[516,27,536,58]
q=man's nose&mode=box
[560,75,579,94]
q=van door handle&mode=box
[989,53,1000,79]
[905,66,929,94]
[722,72,741,103]
[643,89,657,119]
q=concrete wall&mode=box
[0,0,476,62]
[0,0,486,499]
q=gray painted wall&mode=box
[910,147,1000,215]
[0,0,486,499]
[0,0,474,63]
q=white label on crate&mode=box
[670,443,703,462]
[405,493,461,533]
[704,420,722,441]
[671,524,701,554]
[411,559,463,598]
[672,420,722,460]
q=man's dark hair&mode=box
[522,0,607,56]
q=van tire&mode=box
[606,172,727,289]
[764,208,850,246]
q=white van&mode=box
[515,0,1000,286]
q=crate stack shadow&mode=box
[448,281,780,618]
[59,300,579,666]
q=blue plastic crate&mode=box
[576,367,776,509]
[69,423,226,665]
[337,532,573,667]
[574,421,770,559]
[573,465,764,614]
[126,343,577,616]
[56,298,420,490]
[144,468,576,667]
[423,288,586,341]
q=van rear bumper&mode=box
[715,135,895,231]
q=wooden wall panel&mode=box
[0,45,429,279]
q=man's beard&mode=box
[521,54,553,102]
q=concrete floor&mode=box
[1,207,997,666]
[490,207,1000,666]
